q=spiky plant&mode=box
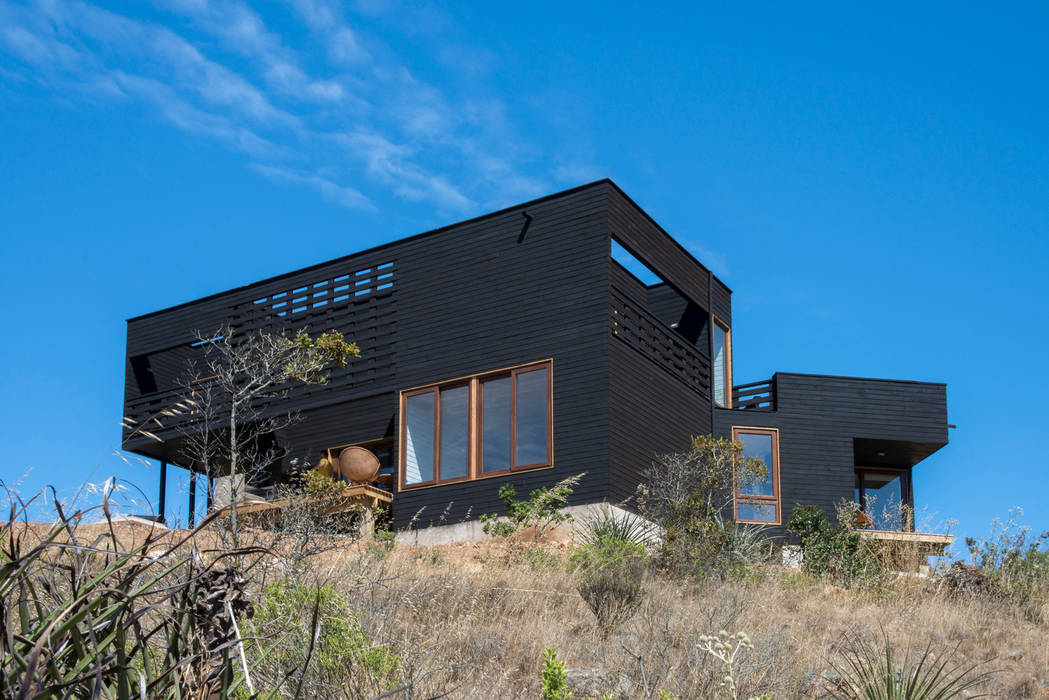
[0,486,305,699]
[829,632,995,699]
[577,504,657,549]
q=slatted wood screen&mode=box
[609,286,710,395]
[125,262,397,431]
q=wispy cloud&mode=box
[0,0,586,215]
[251,163,375,211]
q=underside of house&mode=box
[122,179,950,545]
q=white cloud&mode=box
[113,72,286,158]
[287,0,370,65]
[0,0,569,216]
[151,0,352,103]
[251,164,375,211]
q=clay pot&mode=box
[337,446,381,483]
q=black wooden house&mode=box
[122,180,949,537]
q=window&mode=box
[399,360,553,489]
[713,318,732,407]
[732,427,780,524]
[855,469,912,530]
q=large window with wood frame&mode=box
[854,468,912,530]
[732,427,781,524]
[712,318,732,407]
[400,361,553,489]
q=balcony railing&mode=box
[732,377,776,410]
[610,288,710,395]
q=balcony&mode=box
[732,377,776,410]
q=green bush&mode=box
[0,495,258,699]
[250,579,399,681]
[540,648,572,699]
[786,504,883,588]
[368,529,397,559]
[479,475,580,541]
[636,436,771,579]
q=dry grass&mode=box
[266,535,1048,699]
[11,520,1047,698]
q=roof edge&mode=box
[127,179,616,322]
[773,371,947,387]
[603,179,733,294]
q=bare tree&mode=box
[177,325,359,549]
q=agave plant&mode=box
[829,632,995,699]
[577,503,658,548]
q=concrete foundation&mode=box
[394,502,647,546]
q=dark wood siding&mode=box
[711,278,732,326]
[608,338,712,503]
[714,373,948,538]
[608,186,713,310]
[123,182,615,529]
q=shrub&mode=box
[249,579,399,688]
[636,436,771,579]
[569,537,648,637]
[0,492,259,699]
[829,633,995,699]
[369,529,397,559]
[964,507,1049,609]
[540,648,572,700]
[786,503,883,588]
[479,474,581,542]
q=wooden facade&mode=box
[122,179,948,533]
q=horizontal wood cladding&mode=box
[608,185,728,312]
[123,182,616,530]
[711,278,732,327]
[608,339,711,504]
[714,373,948,538]
[772,373,948,445]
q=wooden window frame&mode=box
[732,426,781,525]
[398,360,553,491]
[854,467,914,531]
[713,316,733,408]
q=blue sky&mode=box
[1,2,1046,548]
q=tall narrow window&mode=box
[515,366,549,467]
[713,319,731,407]
[733,427,780,524]
[399,360,553,489]
[439,385,469,480]
[403,391,435,485]
[481,376,512,473]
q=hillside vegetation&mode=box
[3,440,1048,698]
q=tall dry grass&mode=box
[6,500,1047,698]
[300,538,1048,699]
